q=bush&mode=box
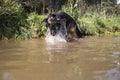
[0,0,47,39]
[77,13,120,36]
[25,13,47,38]
[0,0,26,39]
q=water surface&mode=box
[0,37,120,80]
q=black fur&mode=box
[55,12,82,38]
[43,12,82,41]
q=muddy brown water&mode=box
[0,37,120,80]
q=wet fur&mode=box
[43,12,82,42]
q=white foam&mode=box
[45,31,66,44]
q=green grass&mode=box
[0,0,26,39]
[25,13,47,38]
[0,0,47,39]
[77,13,120,36]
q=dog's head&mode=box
[43,14,61,36]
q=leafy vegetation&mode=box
[0,0,26,39]
[0,0,47,39]
[0,0,120,39]
[78,13,120,36]
[25,13,47,38]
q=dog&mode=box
[43,12,82,42]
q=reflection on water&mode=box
[2,72,15,80]
[94,62,120,80]
[105,62,120,80]
[0,37,120,80]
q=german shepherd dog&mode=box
[43,12,82,42]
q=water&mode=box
[0,37,120,80]
[45,32,66,44]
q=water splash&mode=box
[45,18,68,44]
[45,31,67,44]
[45,27,67,44]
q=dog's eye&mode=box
[50,16,54,19]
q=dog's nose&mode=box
[51,30,56,36]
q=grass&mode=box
[0,0,47,39]
[77,13,120,36]
[25,13,47,38]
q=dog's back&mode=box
[55,12,76,26]
[55,12,82,38]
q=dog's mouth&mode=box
[51,30,56,36]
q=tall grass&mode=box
[25,13,47,38]
[62,1,120,36]
[77,13,120,36]
[0,0,26,39]
[0,0,47,39]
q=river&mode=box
[0,37,120,80]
